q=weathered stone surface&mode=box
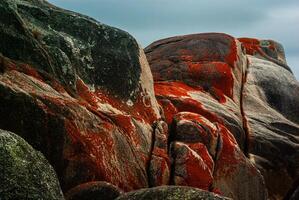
[212,123,267,200]
[146,33,247,150]
[0,0,298,199]
[145,33,268,200]
[171,141,214,190]
[173,112,219,157]
[0,0,143,100]
[168,112,266,199]
[240,38,299,199]
[116,186,231,200]
[0,0,160,193]
[65,181,121,200]
[239,38,290,71]
[148,120,170,186]
[0,129,64,200]
[170,112,217,191]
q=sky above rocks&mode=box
[48,0,299,79]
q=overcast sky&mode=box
[48,0,299,79]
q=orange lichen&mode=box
[173,97,222,124]
[154,81,224,123]
[94,87,159,124]
[188,143,214,173]
[187,61,234,103]
[157,99,178,124]
[225,38,239,67]
[154,81,202,97]
[0,55,17,72]
[76,79,98,107]
[48,79,68,93]
[214,123,240,176]
[64,119,147,192]
[0,55,44,82]
[212,188,223,195]
[180,55,193,62]
[238,38,260,55]
[109,114,142,147]
[18,63,44,81]
[176,143,213,190]
[149,155,170,186]
[174,112,218,148]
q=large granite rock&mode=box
[145,34,299,199]
[0,0,160,192]
[0,129,64,200]
[146,33,247,150]
[0,0,298,199]
[239,38,299,200]
[145,33,268,200]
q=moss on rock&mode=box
[0,0,141,100]
[116,186,231,200]
[0,129,64,200]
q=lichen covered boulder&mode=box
[145,33,268,200]
[0,0,160,192]
[0,0,298,199]
[146,33,247,150]
[0,129,64,200]
[146,33,299,199]
[240,38,299,199]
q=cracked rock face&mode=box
[146,33,248,151]
[239,38,299,200]
[145,33,299,200]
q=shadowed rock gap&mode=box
[166,118,177,185]
[146,122,158,187]
[168,143,177,186]
[240,57,250,157]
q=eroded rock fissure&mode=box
[146,122,158,187]
[168,143,177,185]
[164,119,176,185]
[213,123,223,163]
[240,57,250,157]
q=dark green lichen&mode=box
[0,0,141,100]
[0,129,64,200]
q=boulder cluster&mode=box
[0,0,298,200]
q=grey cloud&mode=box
[50,0,266,30]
